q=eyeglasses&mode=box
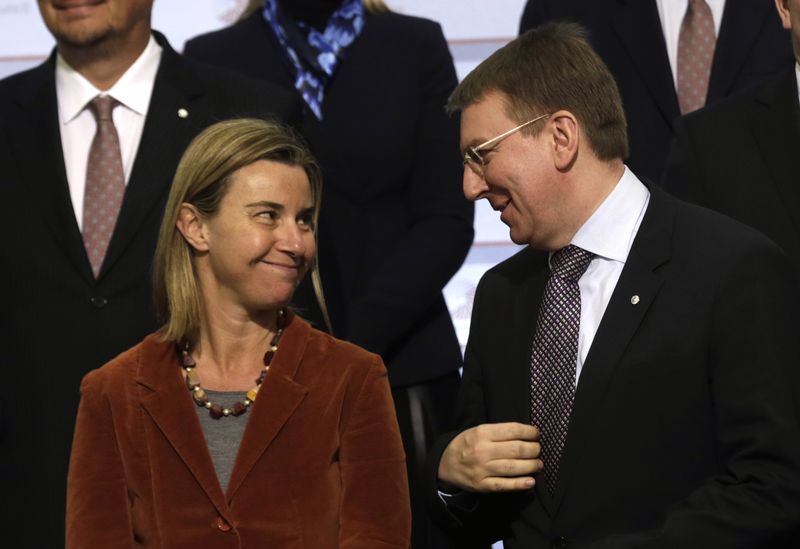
[463,113,551,176]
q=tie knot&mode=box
[550,244,594,283]
[88,95,118,122]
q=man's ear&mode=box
[176,203,210,252]
[775,0,791,30]
[550,110,579,171]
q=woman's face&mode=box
[196,159,316,315]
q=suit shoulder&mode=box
[668,192,785,258]
[0,60,50,107]
[680,71,791,133]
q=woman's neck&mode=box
[193,303,279,382]
[278,0,343,30]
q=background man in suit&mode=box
[428,22,800,548]
[519,0,793,182]
[0,1,297,545]
[663,0,800,283]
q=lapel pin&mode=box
[177,108,189,119]
[630,295,640,305]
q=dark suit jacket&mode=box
[428,186,800,548]
[184,11,474,388]
[519,0,793,181]
[66,314,410,548]
[663,69,800,284]
[0,32,298,547]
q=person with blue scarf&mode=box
[185,2,475,547]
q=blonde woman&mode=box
[66,119,410,548]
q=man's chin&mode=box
[54,25,113,50]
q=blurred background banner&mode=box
[0,0,527,353]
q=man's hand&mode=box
[438,422,543,492]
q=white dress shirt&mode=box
[56,35,162,229]
[567,166,650,383]
[656,0,726,89]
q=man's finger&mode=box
[486,457,543,477]
[486,439,541,461]
[477,422,540,442]
[478,475,536,493]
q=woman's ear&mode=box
[549,110,579,171]
[176,203,210,252]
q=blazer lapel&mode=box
[551,187,673,514]
[11,55,94,282]
[610,0,680,127]
[137,338,229,514]
[751,72,800,236]
[100,34,204,278]
[708,0,772,101]
[226,314,310,500]
[509,251,550,425]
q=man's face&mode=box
[37,0,153,49]
[776,0,800,60]
[460,92,568,250]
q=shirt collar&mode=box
[570,166,650,264]
[56,34,162,124]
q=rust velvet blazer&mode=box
[66,314,411,548]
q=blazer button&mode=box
[215,516,231,532]
[550,536,568,548]
[90,296,108,308]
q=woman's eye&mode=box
[298,213,315,230]
[258,210,277,221]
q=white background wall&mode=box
[0,0,528,353]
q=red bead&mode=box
[231,402,246,416]
[182,355,196,367]
[209,404,224,419]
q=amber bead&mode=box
[247,387,259,402]
[186,370,201,389]
[192,388,208,405]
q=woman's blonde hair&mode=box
[153,118,328,343]
[239,0,390,20]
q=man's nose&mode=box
[462,167,489,202]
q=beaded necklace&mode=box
[179,309,286,419]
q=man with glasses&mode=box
[428,22,800,548]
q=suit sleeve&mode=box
[66,371,134,549]
[344,21,474,357]
[583,236,800,549]
[660,117,710,206]
[425,275,514,546]
[338,355,411,548]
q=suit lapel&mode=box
[11,55,94,282]
[610,0,679,127]
[751,72,800,236]
[552,187,673,514]
[226,314,310,499]
[509,251,550,425]
[100,34,203,278]
[708,0,772,101]
[137,337,229,514]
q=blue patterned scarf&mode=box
[263,0,365,119]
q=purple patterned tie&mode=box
[677,0,716,114]
[530,244,594,493]
[82,96,125,277]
